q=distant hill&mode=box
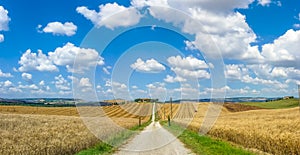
[165,97,285,103]
[1,97,295,106]
[0,98,78,107]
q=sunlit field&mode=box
[1,100,299,155]
[164,101,300,155]
[0,103,151,154]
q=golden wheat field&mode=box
[0,113,97,154]
[156,103,180,120]
[165,102,300,155]
[209,107,300,155]
[1,102,299,155]
[0,105,79,116]
[0,103,152,155]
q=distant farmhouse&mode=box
[283,96,294,100]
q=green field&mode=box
[242,98,299,109]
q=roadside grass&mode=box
[242,98,299,109]
[161,121,255,155]
[76,118,152,155]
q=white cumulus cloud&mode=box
[225,64,249,80]
[248,64,300,81]
[146,82,167,101]
[76,2,142,29]
[261,29,300,67]
[171,67,210,79]
[167,55,210,79]
[202,86,260,97]
[79,77,93,92]
[133,0,262,61]
[173,83,200,99]
[294,24,300,29]
[109,81,130,99]
[79,78,92,87]
[39,80,45,86]
[188,10,262,61]
[18,84,39,90]
[0,6,10,43]
[49,42,104,73]
[0,6,10,31]
[164,75,186,83]
[103,66,111,75]
[9,87,23,93]
[270,67,288,78]
[4,80,12,87]
[18,49,58,72]
[131,58,165,73]
[257,0,272,6]
[54,75,71,91]
[18,43,104,73]
[167,55,208,69]
[21,73,32,81]
[167,0,254,13]
[41,22,77,36]
[0,34,4,42]
[0,69,13,77]
[241,75,288,89]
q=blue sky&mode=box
[0,0,299,101]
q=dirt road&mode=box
[114,103,194,155]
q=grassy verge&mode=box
[76,119,152,155]
[242,98,299,109]
[161,121,255,155]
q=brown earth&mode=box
[223,102,263,112]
